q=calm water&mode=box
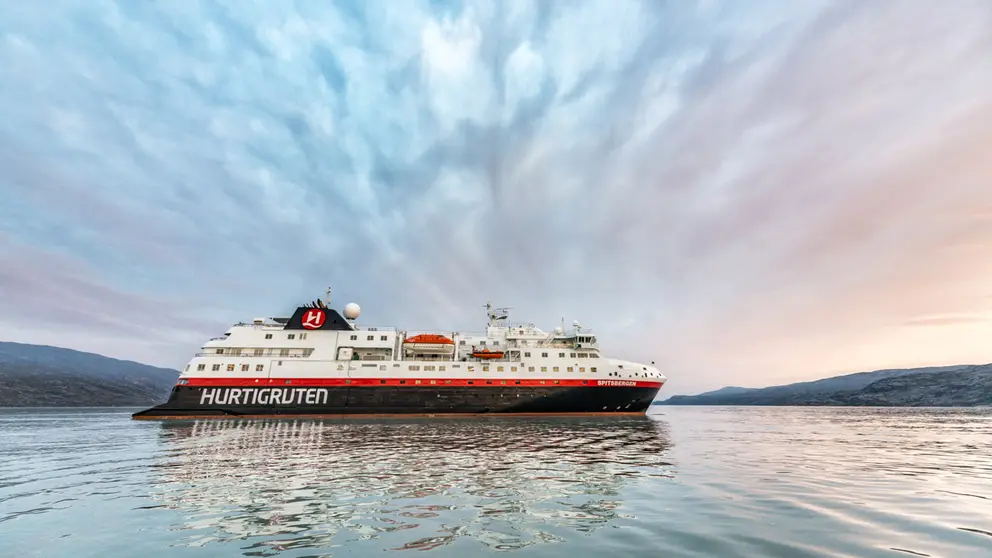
[1,407,991,557]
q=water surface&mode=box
[1,406,990,557]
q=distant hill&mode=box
[655,364,992,407]
[0,342,178,407]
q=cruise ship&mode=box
[131,290,666,419]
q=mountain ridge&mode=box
[656,363,992,406]
[0,341,178,407]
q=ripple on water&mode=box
[1,407,992,557]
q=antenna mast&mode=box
[484,302,510,327]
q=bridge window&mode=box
[558,352,565,358]
[265,334,272,339]
[570,353,576,358]
[541,352,548,357]
[367,335,374,341]
[350,335,357,340]
[524,352,531,357]
[381,335,388,341]
[288,334,295,340]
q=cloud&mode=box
[1,0,991,393]
[904,315,989,327]
[0,234,230,364]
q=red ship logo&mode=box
[301,309,326,330]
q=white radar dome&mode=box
[554,326,564,335]
[343,303,361,320]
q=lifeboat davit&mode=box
[403,334,455,355]
[471,349,504,360]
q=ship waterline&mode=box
[132,292,666,419]
[132,383,662,419]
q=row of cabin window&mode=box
[195,363,264,372]
[410,364,599,373]
[261,333,388,342]
[192,362,599,374]
[522,351,599,358]
[214,348,314,357]
[262,333,308,340]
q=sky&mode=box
[1,0,991,396]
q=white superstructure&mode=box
[175,298,665,387]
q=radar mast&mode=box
[484,302,510,327]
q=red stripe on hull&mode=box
[180,377,664,389]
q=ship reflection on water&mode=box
[148,416,674,554]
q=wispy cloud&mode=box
[1,0,991,394]
[904,315,989,327]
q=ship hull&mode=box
[131,383,662,420]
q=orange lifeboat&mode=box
[471,349,504,359]
[403,334,455,355]
[404,334,454,345]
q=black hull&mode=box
[132,384,662,419]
